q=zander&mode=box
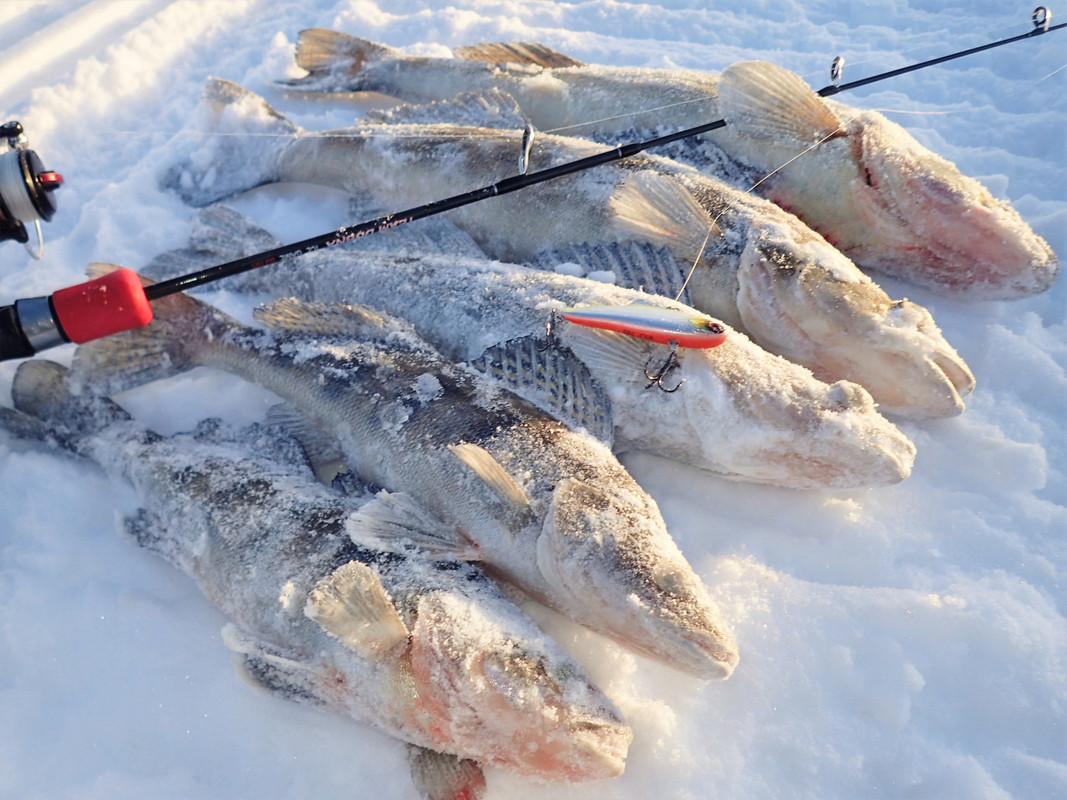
[285,30,1058,300]
[156,205,918,491]
[3,361,635,793]
[162,79,975,418]
[69,274,739,680]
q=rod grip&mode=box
[51,268,153,344]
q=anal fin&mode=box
[407,745,487,800]
[346,490,479,560]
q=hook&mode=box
[644,344,684,393]
[830,55,845,86]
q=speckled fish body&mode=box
[285,30,1057,300]
[69,282,738,681]
[4,361,633,784]
[158,205,917,491]
[161,79,975,419]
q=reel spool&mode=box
[0,121,63,259]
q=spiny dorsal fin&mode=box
[609,170,721,267]
[453,41,585,69]
[253,297,389,337]
[305,560,410,658]
[718,61,844,144]
[528,241,692,305]
[366,88,527,129]
[294,29,400,77]
[407,745,487,800]
[467,335,614,446]
[345,490,479,560]
[448,442,532,511]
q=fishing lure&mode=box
[559,304,728,348]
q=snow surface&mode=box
[1,2,1064,799]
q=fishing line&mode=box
[672,114,862,303]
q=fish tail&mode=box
[69,265,238,397]
[160,78,298,207]
[290,29,399,85]
[11,359,132,440]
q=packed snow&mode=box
[1,2,1064,799]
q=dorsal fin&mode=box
[305,560,410,658]
[609,170,721,267]
[718,61,844,144]
[453,41,585,69]
[294,29,400,77]
[528,241,692,305]
[467,335,614,446]
[448,442,532,511]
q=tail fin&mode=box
[288,29,399,87]
[69,265,240,397]
[160,78,298,207]
[11,360,132,439]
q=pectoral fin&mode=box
[305,560,410,658]
[448,442,531,512]
[719,61,844,145]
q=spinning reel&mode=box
[0,121,63,259]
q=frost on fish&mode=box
[715,61,1058,299]
[145,205,917,490]
[284,30,1058,300]
[68,274,739,680]
[5,360,632,786]
[159,79,975,419]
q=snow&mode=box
[1,2,1064,799]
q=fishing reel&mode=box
[0,121,63,259]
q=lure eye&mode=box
[705,321,726,334]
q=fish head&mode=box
[680,339,917,488]
[407,591,632,781]
[536,477,738,680]
[833,109,1059,298]
[734,222,975,418]
[717,61,1056,299]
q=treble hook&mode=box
[538,308,560,352]
[644,344,684,393]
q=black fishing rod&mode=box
[1,7,1063,362]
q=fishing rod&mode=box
[1,7,1062,363]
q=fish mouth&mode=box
[684,345,918,488]
[537,478,739,680]
[407,592,632,781]
[845,114,1059,299]
[735,229,975,419]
